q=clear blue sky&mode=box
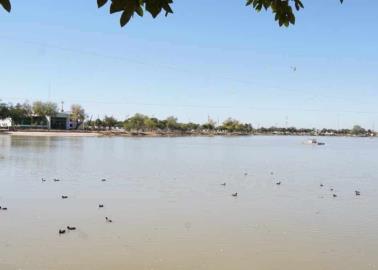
[0,0,377,129]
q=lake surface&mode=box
[0,135,377,270]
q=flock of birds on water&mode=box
[1,177,113,236]
[223,171,361,199]
[0,171,362,235]
[53,177,113,235]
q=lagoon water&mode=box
[0,135,378,270]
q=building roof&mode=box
[52,111,71,118]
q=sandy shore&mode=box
[5,131,101,137]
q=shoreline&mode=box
[0,130,375,138]
[3,131,101,137]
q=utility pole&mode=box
[48,81,51,101]
[337,114,340,130]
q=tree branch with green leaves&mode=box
[1,0,344,27]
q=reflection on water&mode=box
[0,135,378,270]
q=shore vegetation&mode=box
[0,100,376,137]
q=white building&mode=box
[0,118,12,128]
[1,112,78,130]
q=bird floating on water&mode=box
[53,178,60,182]
[355,190,361,196]
[67,226,76,231]
[320,184,324,187]
[99,204,104,208]
[276,181,282,185]
[105,217,113,223]
[232,193,238,197]
[101,179,107,182]
[333,194,337,198]
[221,183,226,186]
[59,229,66,235]
[41,178,46,182]
[0,206,8,211]
[61,195,68,199]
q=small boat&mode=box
[306,139,318,144]
[304,139,325,146]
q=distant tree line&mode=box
[86,113,253,133]
[256,125,375,137]
[84,113,375,136]
[1,100,375,136]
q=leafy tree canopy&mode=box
[165,116,178,129]
[351,125,366,135]
[70,104,86,122]
[220,118,253,133]
[103,115,118,128]
[201,118,217,131]
[32,101,58,117]
[124,113,148,130]
[0,100,10,120]
[1,0,344,27]
[7,103,32,125]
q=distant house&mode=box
[0,117,12,128]
[2,112,78,130]
[46,112,77,130]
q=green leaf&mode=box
[0,0,11,12]
[162,1,173,16]
[97,0,108,8]
[135,6,143,17]
[120,9,133,26]
[110,0,126,14]
[145,0,162,18]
